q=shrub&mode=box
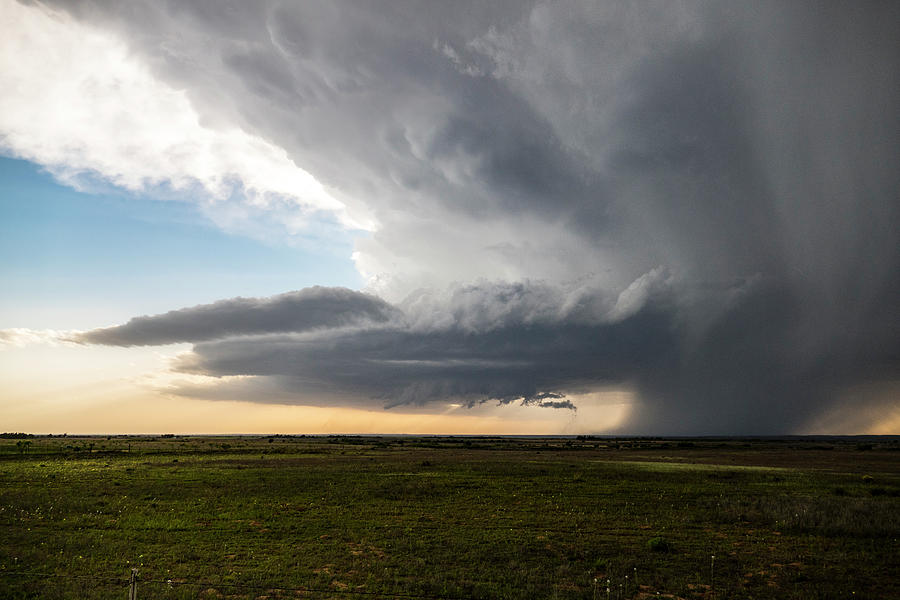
[647,536,670,552]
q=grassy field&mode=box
[1,435,898,599]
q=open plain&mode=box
[1,435,898,599]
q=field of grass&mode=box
[1,435,898,599]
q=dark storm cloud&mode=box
[166,280,678,409]
[75,287,396,346]
[57,1,900,432]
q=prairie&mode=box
[1,435,898,598]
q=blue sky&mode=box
[0,156,361,329]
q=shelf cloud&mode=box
[75,288,398,347]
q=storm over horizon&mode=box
[1,1,898,435]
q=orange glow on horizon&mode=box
[1,394,632,436]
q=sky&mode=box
[1,0,898,435]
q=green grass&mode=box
[0,435,898,598]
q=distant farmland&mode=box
[1,435,898,598]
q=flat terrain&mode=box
[1,435,898,599]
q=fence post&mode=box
[128,568,138,600]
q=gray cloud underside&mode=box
[55,1,900,432]
[171,302,674,408]
[81,276,899,433]
[75,287,396,346]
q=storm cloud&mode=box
[30,1,900,432]
[75,287,397,346]
[79,278,677,409]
